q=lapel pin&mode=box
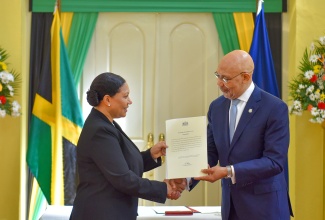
[248,109,253,113]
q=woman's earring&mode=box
[108,103,111,107]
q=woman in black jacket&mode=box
[70,72,180,220]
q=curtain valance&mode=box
[32,0,283,13]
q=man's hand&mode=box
[194,165,227,183]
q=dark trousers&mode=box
[229,196,240,220]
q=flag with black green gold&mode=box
[27,8,83,205]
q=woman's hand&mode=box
[164,179,181,200]
[150,141,167,159]
[168,178,187,193]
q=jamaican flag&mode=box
[27,8,83,205]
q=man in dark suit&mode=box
[193,50,293,219]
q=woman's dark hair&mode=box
[86,72,126,106]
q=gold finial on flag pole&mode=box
[57,0,61,12]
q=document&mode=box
[165,116,208,179]
[151,206,192,214]
[187,206,221,214]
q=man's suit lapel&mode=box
[230,86,262,147]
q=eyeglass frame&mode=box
[214,71,250,83]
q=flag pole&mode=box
[57,0,61,12]
[54,0,61,13]
[256,0,263,15]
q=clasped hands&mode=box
[149,142,227,198]
[165,165,227,200]
[164,178,187,200]
[149,142,187,200]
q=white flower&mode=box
[309,93,316,101]
[289,35,325,124]
[291,100,303,115]
[310,54,320,63]
[304,70,314,79]
[316,117,324,123]
[12,100,21,112]
[310,42,315,51]
[320,36,325,45]
[314,90,321,99]
[306,85,314,94]
[293,100,302,110]
[0,71,14,84]
[7,84,14,96]
[299,84,306,89]
[321,110,325,118]
[311,107,319,116]
[0,109,6,117]
[7,85,13,91]
[0,47,21,118]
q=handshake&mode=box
[163,178,188,200]
[152,141,227,200]
[161,165,228,200]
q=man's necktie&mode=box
[229,99,240,142]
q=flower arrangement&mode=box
[289,36,325,123]
[0,47,21,117]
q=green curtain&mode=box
[31,0,284,83]
[213,13,240,54]
[67,12,98,85]
[32,0,283,12]
[31,0,284,84]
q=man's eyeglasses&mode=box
[214,71,247,83]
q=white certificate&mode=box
[165,116,208,179]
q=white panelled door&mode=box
[81,12,223,207]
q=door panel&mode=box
[81,12,222,207]
[154,13,221,206]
